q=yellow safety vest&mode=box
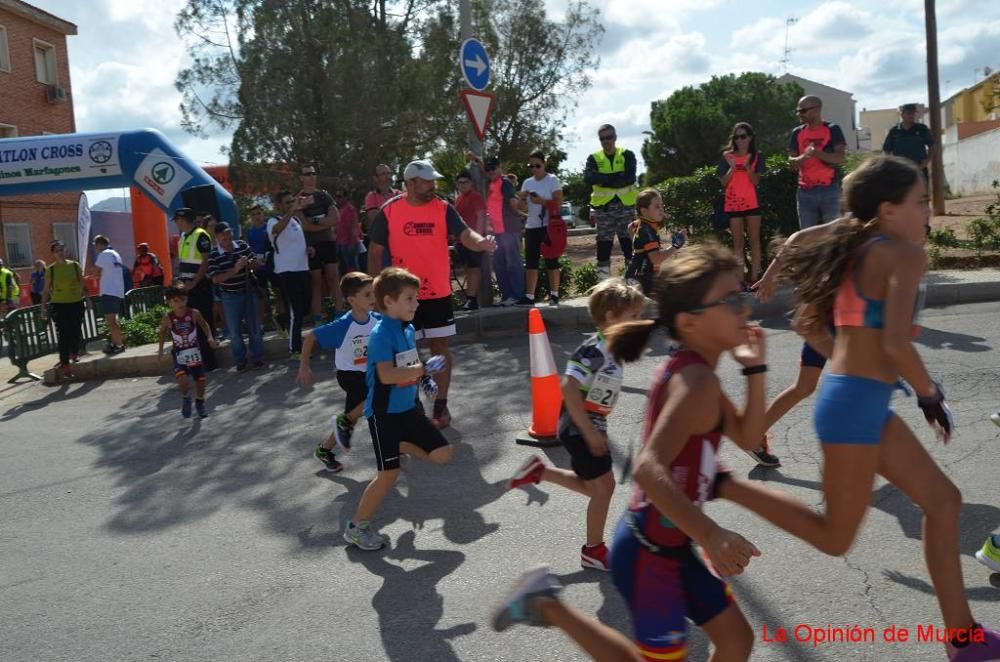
[178,227,211,278]
[0,267,19,300]
[590,147,637,207]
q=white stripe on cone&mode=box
[530,328,558,378]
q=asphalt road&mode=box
[1,302,998,662]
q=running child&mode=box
[507,279,645,571]
[738,155,998,660]
[601,243,771,661]
[158,285,219,418]
[624,189,685,295]
[297,272,379,474]
[343,267,450,551]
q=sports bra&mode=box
[834,235,925,332]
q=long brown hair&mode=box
[606,243,740,363]
[778,155,921,331]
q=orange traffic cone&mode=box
[515,308,563,447]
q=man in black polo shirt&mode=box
[207,222,265,371]
[882,103,934,179]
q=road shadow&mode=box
[1,379,101,421]
[347,531,474,662]
[914,326,991,353]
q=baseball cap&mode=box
[137,242,149,249]
[899,103,918,113]
[213,221,231,234]
[402,160,444,181]
[174,207,196,221]
[485,157,501,170]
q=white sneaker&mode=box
[990,413,1000,427]
[500,297,518,307]
[598,265,611,280]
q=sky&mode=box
[35,0,1000,201]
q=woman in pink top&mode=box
[716,123,765,288]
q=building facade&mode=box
[0,0,78,281]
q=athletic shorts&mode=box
[100,294,123,316]
[336,369,368,414]
[455,244,482,269]
[174,363,206,381]
[800,341,828,369]
[368,408,449,471]
[814,373,893,444]
[726,207,761,218]
[309,240,339,270]
[610,516,733,662]
[524,226,560,270]
[560,432,613,481]
[413,296,456,340]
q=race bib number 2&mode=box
[584,371,622,416]
[352,335,368,365]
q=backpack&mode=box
[540,200,568,259]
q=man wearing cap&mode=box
[367,159,497,429]
[882,103,934,179]
[175,207,218,370]
[207,222,265,371]
[585,124,637,279]
[132,243,164,289]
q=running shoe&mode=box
[990,412,1000,428]
[333,414,354,452]
[102,343,115,355]
[314,445,343,473]
[946,625,1000,661]
[491,565,563,632]
[746,436,781,467]
[289,352,301,361]
[548,294,559,306]
[597,265,611,280]
[343,521,388,551]
[70,353,79,363]
[195,399,208,418]
[507,455,545,490]
[236,363,248,373]
[181,396,192,419]
[580,542,610,571]
[109,344,126,355]
[976,535,1000,573]
[462,298,480,311]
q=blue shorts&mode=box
[610,516,732,661]
[800,341,827,369]
[174,363,206,381]
[814,374,893,444]
[100,294,123,316]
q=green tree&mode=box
[642,73,804,185]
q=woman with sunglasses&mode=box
[716,122,764,289]
[518,151,563,306]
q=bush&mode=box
[967,218,996,255]
[928,227,959,248]
[573,262,600,295]
[121,305,168,347]
[534,255,574,299]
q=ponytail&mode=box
[606,320,657,363]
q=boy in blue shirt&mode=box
[298,272,378,473]
[343,267,450,551]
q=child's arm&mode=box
[297,333,318,387]
[634,365,760,576]
[157,317,170,356]
[375,360,424,385]
[191,310,219,348]
[561,376,608,456]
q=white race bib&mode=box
[584,371,622,416]
[395,347,420,386]
[352,335,369,366]
[176,347,202,366]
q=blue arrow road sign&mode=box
[460,38,490,91]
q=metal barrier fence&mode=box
[3,285,163,383]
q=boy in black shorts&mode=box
[157,286,219,419]
[297,272,379,473]
[343,267,450,551]
[507,279,645,570]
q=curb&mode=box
[40,277,1000,384]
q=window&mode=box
[0,25,10,73]
[52,223,77,260]
[33,39,57,85]
[3,223,32,268]
[0,123,16,138]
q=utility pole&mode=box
[925,0,946,215]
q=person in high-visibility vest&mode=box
[0,258,20,315]
[175,207,218,371]
[585,124,638,280]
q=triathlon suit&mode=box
[609,349,733,662]
[813,236,924,444]
[170,309,206,381]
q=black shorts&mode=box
[336,369,368,413]
[412,296,456,340]
[368,408,449,471]
[255,269,280,293]
[560,432,613,480]
[455,244,482,269]
[726,208,761,219]
[524,226,560,270]
[308,240,339,270]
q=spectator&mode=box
[93,235,126,355]
[0,258,20,315]
[453,169,488,310]
[208,222,265,371]
[519,150,563,306]
[364,163,401,267]
[788,95,847,229]
[198,214,228,337]
[585,124,637,279]
[335,189,362,272]
[367,159,497,429]
[40,240,87,380]
[246,202,285,330]
[30,259,46,305]
[298,163,343,318]
[132,243,165,289]
[175,207,218,370]
[267,190,313,359]
[717,122,765,286]
[882,103,934,180]
[480,156,526,306]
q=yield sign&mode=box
[460,89,494,141]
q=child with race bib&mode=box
[297,272,379,474]
[158,285,219,419]
[507,279,645,571]
[343,267,450,551]
[624,189,685,295]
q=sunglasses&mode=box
[529,163,543,169]
[599,134,616,141]
[734,133,751,139]
[687,291,754,314]
[796,106,818,114]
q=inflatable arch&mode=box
[0,129,238,282]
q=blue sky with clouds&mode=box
[36,0,1000,191]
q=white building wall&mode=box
[942,128,1000,196]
